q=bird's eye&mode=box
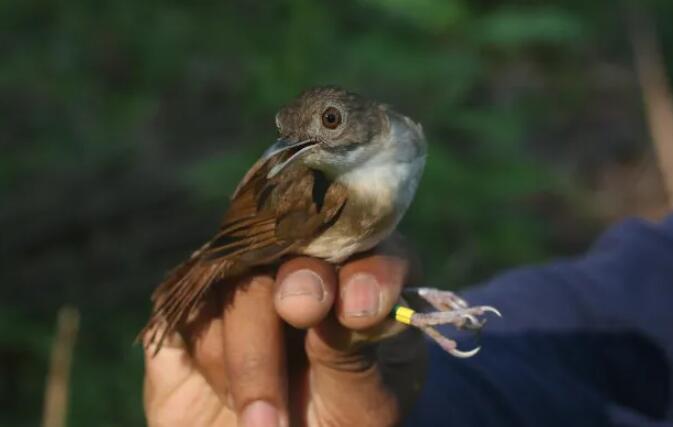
[321,107,342,129]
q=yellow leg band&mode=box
[394,305,416,325]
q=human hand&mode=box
[143,238,426,427]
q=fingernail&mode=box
[342,273,381,317]
[279,269,325,301]
[240,400,279,427]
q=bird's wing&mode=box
[143,150,347,351]
[205,158,347,263]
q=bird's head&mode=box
[263,86,425,179]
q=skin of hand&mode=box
[143,238,427,427]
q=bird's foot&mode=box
[398,288,502,358]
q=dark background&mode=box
[1,1,671,425]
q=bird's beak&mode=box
[262,138,319,178]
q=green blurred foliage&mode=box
[1,0,671,425]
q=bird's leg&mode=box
[414,287,468,310]
[396,288,502,358]
[410,305,501,329]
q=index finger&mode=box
[274,257,337,328]
[336,244,411,331]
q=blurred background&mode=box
[1,1,672,425]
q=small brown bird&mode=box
[143,86,498,356]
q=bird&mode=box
[142,86,499,356]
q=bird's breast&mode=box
[302,156,425,263]
[302,199,397,263]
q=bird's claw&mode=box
[401,288,502,358]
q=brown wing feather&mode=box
[141,151,348,352]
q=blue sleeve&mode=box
[405,216,673,427]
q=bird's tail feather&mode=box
[138,250,237,354]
